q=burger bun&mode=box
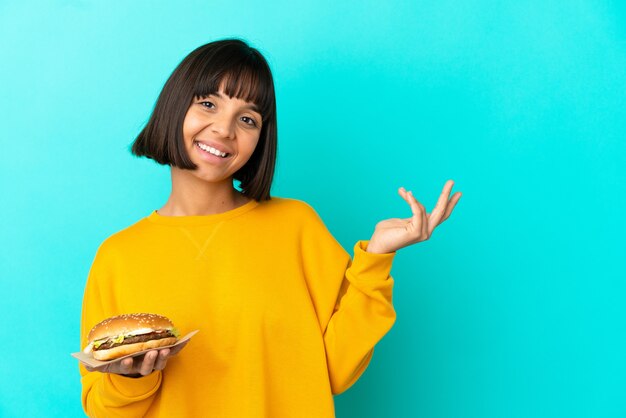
[88,313,175,343]
[92,337,178,361]
[86,313,178,361]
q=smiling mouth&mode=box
[194,141,231,158]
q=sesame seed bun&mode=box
[85,313,178,361]
[87,313,175,342]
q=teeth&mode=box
[196,142,228,157]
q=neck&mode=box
[158,167,249,216]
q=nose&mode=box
[210,114,235,139]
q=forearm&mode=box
[323,240,396,395]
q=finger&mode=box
[140,351,158,376]
[118,357,134,375]
[408,191,429,237]
[407,190,428,219]
[398,187,413,216]
[428,180,455,233]
[84,365,95,372]
[407,190,428,213]
[399,186,417,203]
[398,187,409,202]
[441,191,462,222]
[154,349,170,370]
[400,188,424,220]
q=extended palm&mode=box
[367,180,462,254]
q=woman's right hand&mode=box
[84,340,189,377]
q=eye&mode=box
[199,101,215,109]
[241,116,259,127]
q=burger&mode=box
[83,313,180,361]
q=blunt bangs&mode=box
[193,55,275,122]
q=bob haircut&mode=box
[131,38,277,201]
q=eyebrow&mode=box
[212,92,261,114]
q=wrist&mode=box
[366,240,392,254]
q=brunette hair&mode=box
[131,38,277,201]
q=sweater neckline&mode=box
[146,199,260,226]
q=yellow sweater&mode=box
[79,197,396,418]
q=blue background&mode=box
[1,1,625,417]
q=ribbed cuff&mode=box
[350,240,396,282]
[107,370,162,399]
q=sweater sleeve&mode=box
[299,204,397,395]
[79,240,163,418]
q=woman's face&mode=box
[181,87,263,184]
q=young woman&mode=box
[79,38,461,417]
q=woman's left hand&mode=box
[366,180,462,254]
